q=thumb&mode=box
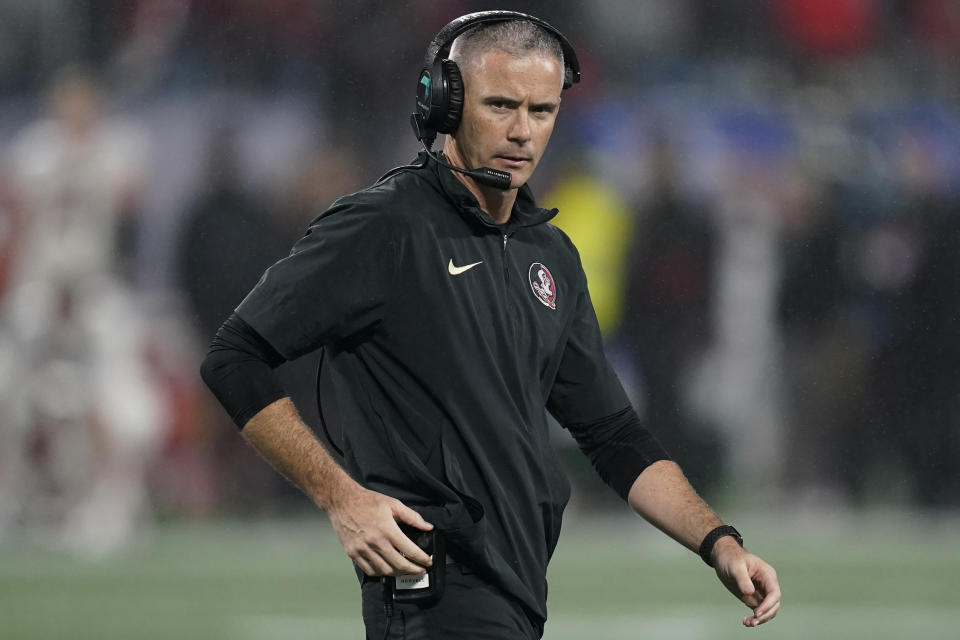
[735,569,756,597]
[391,501,434,531]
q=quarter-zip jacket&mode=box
[236,153,632,625]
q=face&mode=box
[453,49,564,189]
[52,80,100,139]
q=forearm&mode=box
[241,397,359,512]
[241,397,436,576]
[626,459,724,553]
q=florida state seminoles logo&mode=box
[528,262,557,310]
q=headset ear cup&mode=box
[436,59,463,134]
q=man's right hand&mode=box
[238,398,434,577]
[328,486,435,577]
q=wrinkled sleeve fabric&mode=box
[565,406,671,500]
[234,197,401,360]
[200,313,288,429]
[546,283,632,423]
[547,259,671,500]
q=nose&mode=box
[507,109,531,145]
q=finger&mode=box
[754,585,782,621]
[354,556,377,577]
[392,502,434,531]
[727,570,760,609]
[740,591,763,610]
[360,548,395,577]
[756,600,781,625]
[372,534,432,575]
[744,600,781,627]
[387,526,433,568]
[735,570,756,598]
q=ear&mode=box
[434,59,464,134]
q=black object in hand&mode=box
[389,523,445,606]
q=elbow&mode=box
[199,349,217,392]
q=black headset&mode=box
[412,10,581,147]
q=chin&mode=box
[508,170,533,189]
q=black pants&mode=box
[361,564,542,639]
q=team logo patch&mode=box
[528,262,557,310]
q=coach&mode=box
[201,11,781,639]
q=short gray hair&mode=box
[449,20,564,74]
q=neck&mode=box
[441,138,517,225]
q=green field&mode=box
[1,508,958,639]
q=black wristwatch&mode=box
[698,525,743,567]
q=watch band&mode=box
[698,525,743,567]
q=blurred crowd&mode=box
[1,0,958,553]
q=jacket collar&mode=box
[426,152,559,229]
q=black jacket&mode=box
[235,153,634,624]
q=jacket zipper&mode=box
[502,233,509,282]
[501,231,520,346]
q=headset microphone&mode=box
[410,113,513,190]
[436,153,513,190]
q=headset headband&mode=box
[425,10,581,89]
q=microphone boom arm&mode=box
[410,113,512,191]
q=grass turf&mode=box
[1,509,958,639]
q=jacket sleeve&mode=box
[546,264,671,500]
[546,279,631,423]
[235,197,403,360]
[200,312,289,429]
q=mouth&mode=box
[494,155,532,169]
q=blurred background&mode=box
[0,1,958,638]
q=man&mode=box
[201,11,781,639]
[2,66,163,553]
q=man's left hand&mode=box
[711,537,782,627]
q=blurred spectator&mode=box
[689,149,787,500]
[908,0,960,64]
[0,175,17,295]
[580,0,695,80]
[896,198,960,505]
[8,66,144,283]
[175,129,294,509]
[848,197,960,506]
[0,66,165,552]
[176,137,361,510]
[177,131,289,342]
[771,0,881,59]
[776,177,866,504]
[110,0,191,97]
[177,137,360,352]
[545,162,633,337]
[621,137,720,492]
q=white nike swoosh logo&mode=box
[448,259,483,275]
